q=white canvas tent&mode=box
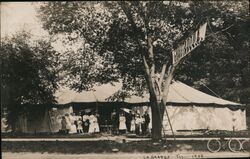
[16,81,246,133]
[55,81,246,132]
[124,81,246,133]
[56,81,247,133]
[162,81,246,133]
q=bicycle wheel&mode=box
[207,139,221,152]
[241,140,250,152]
[228,139,241,152]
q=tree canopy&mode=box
[0,32,60,131]
[38,1,249,103]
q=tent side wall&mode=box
[162,105,247,134]
[17,106,73,133]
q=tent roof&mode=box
[167,81,241,106]
[55,83,122,104]
[55,81,242,106]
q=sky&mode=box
[0,2,69,52]
[1,2,47,38]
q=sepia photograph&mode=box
[1,1,250,159]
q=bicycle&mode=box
[207,137,241,153]
[241,139,250,152]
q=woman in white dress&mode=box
[65,114,71,134]
[119,113,127,134]
[130,116,136,133]
[88,113,100,133]
[135,114,144,135]
[68,113,77,134]
[88,114,95,133]
[93,114,100,133]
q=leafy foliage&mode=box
[0,31,60,130]
[175,1,250,105]
[38,1,249,106]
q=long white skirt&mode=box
[119,121,127,130]
[89,122,100,133]
[69,124,77,134]
[131,120,135,131]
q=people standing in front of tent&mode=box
[94,113,100,133]
[135,114,140,135]
[65,113,71,134]
[111,109,119,135]
[135,114,144,135]
[88,113,94,133]
[74,118,78,132]
[77,117,83,134]
[88,113,100,133]
[142,111,150,135]
[125,111,132,133]
[119,112,127,134]
[68,113,77,134]
[61,116,68,134]
[141,114,146,135]
[82,113,89,133]
[130,112,136,133]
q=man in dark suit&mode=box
[142,111,150,135]
[125,111,133,133]
[111,109,119,135]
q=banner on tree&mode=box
[172,22,207,65]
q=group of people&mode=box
[60,109,151,136]
[60,112,100,134]
[111,110,151,135]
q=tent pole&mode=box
[164,106,176,141]
[47,107,53,132]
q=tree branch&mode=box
[118,1,139,35]
[158,64,167,88]
[162,65,176,97]
[206,24,235,38]
[143,55,150,76]
[143,55,156,95]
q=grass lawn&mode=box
[1,140,243,154]
[2,130,249,138]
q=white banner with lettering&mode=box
[172,22,207,65]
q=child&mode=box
[77,117,83,134]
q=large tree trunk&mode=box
[143,37,167,141]
[149,91,163,141]
[150,67,175,141]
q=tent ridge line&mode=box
[165,102,245,108]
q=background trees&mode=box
[38,1,249,139]
[0,32,59,131]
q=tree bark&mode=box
[143,37,165,141]
[150,97,163,141]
